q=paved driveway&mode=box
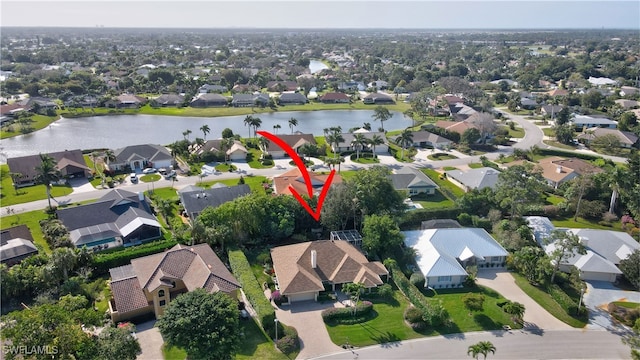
[583,280,640,331]
[477,269,572,330]
[275,300,344,360]
[135,320,164,360]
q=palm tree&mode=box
[395,129,414,160]
[250,116,262,139]
[372,105,392,132]
[155,198,174,229]
[90,151,100,176]
[326,131,345,159]
[288,117,298,134]
[221,138,234,163]
[182,129,192,141]
[258,136,270,155]
[324,156,345,173]
[244,115,254,139]
[103,149,116,166]
[273,124,281,134]
[467,341,496,360]
[351,133,368,160]
[606,166,628,214]
[299,143,316,162]
[503,301,525,323]
[369,134,384,158]
[194,137,205,150]
[200,124,210,140]
[34,154,61,210]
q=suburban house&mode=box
[526,217,639,283]
[570,115,617,130]
[421,219,462,230]
[519,97,537,110]
[329,129,388,154]
[190,93,229,107]
[270,240,388,303]
[0,225,38,266]
[619,86,640,97]
[178,183,251,220]
[278,92,308,105]
[588,77,618,87]
[541,104,564,117]
[614,99,639,110]
[534,157,603,189]
[578,128,639,149]
[231,93,269,107]
[198,84,228,93]
[105,94,147,108]
[57,189,162,250]
[273,168,343,196]
[389,167,439,195]
[7,149,91,187]
[404,228,508,289]
[318,92,350,103]
[367,80,389,89]
[261,133,316,158]
[363,92,395,104]
[151,94,184,107]
[410,130,453,149]
[193,139,248,161]
[547,88,569,97]
[445,167,500,192]
[449,103,478,121]
[110,144,173,172]
[231,84,259,93]
[266,81,298,92]
[108,243,241,322]
[338,81,366,92]
[434,120,476,135]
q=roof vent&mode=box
[311,249,317,269]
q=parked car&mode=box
[142,168,157,174]
[130,173,138,183]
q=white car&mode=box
[129,173,138,183]
[142,168,157,174]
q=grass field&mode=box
[1,165,74,206]
[421,169,466,199]
[1,114,60,139]
[612,301,639,309]
[428,153,458,161]
[551,217,621,231]
[411,190,456,209]
[0,209,51,253]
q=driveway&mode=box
[135,320,164,360]
[275,300,344,360]
[583,280,640,331]
[477,269,572,330]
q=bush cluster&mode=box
[93,238,177,275]
[276,323,300,354]
[388,262,450,327]
[321,301,373,323]
[398,207,463,229]
[547,284,578,314]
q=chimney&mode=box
[556,166,562,173]
[311,249,317,269]
[138,192,144,201]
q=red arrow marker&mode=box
[257,130,336,221]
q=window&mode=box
[491,256,502,262]
[158,290,165,297]
[437,276,452,282]
[159,300,166,307]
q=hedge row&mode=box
[547,284,578,314]
[388,262,449,327]
[93,238,177,275]
[321,301,373,322]
[398,207,463,230]
[538,148,600,161]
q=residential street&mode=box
[312,329,630,360]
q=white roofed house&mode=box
[404,228,508,289]
[570,115,617,130]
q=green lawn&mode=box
[428,153,458,161]
[411,190,456,209]
[162,317,288,360]
[542,128,555,137]
[1,165,74,206]
[421,169,466,199]
[551,217,622,231]
[508,126,525,138]
[543,140,575,150]
[351,155,379,164]
[140,174,161,182]
[511,273,588,328]
[612,301,639,309]
[246,149,275,169]
[422,286,521,334]
[467,163,484,169]
[545,194,565,205]
[198,176,268,194]
[0,209,51,253]
[1,114,60,139]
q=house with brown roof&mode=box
[108,243,241,322]
[434,120,476,135]
[535,157,603,189]
[578,128,639,149]
[262,133,316,158]
[193,139,248,161]
[319,92,350,103]
[363,92,395,105]
[106,94,147,108]
[7,150,91,187]
[270,240,388,303]
[547,88,569,97]
[273,168,343,196]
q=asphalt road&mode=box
[312,329,631,360]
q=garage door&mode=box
[288,292,316,302]
[581,271,616,282]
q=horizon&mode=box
[1,1,639,30]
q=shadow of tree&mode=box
[369,331,401,347]
[473,313,501,331]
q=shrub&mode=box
[398,207,463,229]
[321,301,373,323]
[457,213,472,226]
[543,205,560,218]
[276,336,297,354]
[462,293,486,312]
[376,283,394,299]
[410,272,426,288]
[93,239,177,275]
[228,250,276,337]
[404,306,424,323]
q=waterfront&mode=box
[1,110,411,158]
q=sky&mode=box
[1,0,639,29]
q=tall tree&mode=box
[546,230,586,284]
[48,247,78,282]
[273,124,281,134]
[468,113,497,144]
[362,214,404,257]
[494,164,547,217]
[326,128,344,159]
[157,289,240,360]
[182,129,192,141]
[288,117,298,134]
[395,129,414,160]
[369,134,384,157]
[199,124,210,140]
[96,326,141,360]
[619,250,640,290]
[243,115,254,139]
[553,123,575,144]
[250,116,262,139]
[372,105,392,131]
[34,154,61,209]
[351,133,368,160]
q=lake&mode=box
[2,110,411,158]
